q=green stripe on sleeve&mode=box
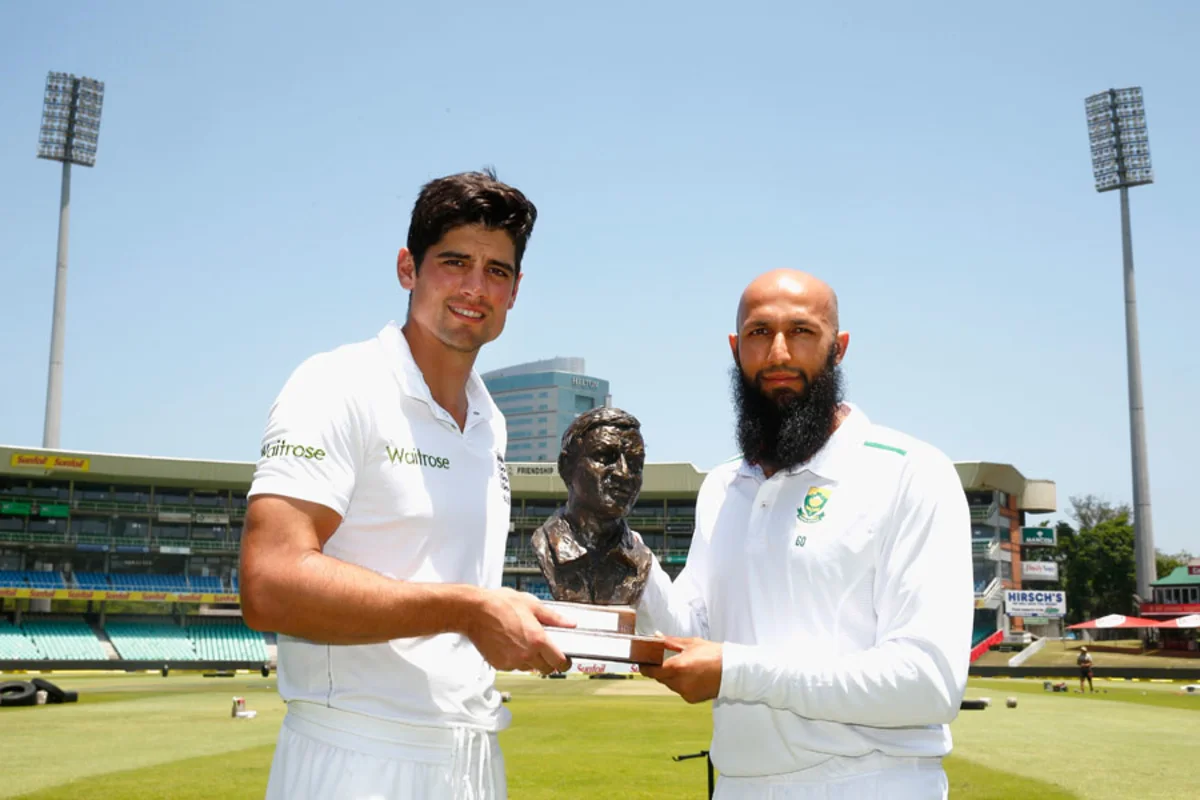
[864,441,907,456]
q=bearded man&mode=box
[636,269,973,800]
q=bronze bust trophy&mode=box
[529,408,666,665]
[532,407,653,606]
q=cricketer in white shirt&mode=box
[637,403,974,797]
[636,267,973,799]
[248,322,515,796]
[240,170,568,800]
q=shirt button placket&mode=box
[749,479,778,550]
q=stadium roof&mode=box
[1,444,1054,507]
[953,461,1056,513]
[1152,566,1200,587]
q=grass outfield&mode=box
[972,639,1200,670]
[1,671,1195,799]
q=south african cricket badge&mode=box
[796,487,831,524]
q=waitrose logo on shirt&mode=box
[261,439,326,460]
[386,445,450,470]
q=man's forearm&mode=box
[720,638,965,728]
[636,558,709,639]
[243,550,483,645]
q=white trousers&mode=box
[714,753,948,800]
[265,702,506,800]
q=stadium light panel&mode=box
[37,71,105,168]
[1084,86,1153,192]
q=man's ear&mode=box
[398,248,417,290]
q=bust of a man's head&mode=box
[558,407,645,523]
[531,406,652,605]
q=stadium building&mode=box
[1139,559,1200,654]
[481,357,611,463]
[0,444,1054,668]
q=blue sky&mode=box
[1,2,1196,554]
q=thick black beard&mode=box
[731,345,845,472]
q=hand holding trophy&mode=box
[530,407,669,666]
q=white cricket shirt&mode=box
[248,321,513,731]
[637,404,974,778]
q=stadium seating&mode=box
[0,619,43,659]
[105,619,197,660]
[188,576,224,592]
[72,572,113,590]
[0,571,69,589]
[21,618,107,660]
[107,573,191,592]
[971,627,998,648]
[522,578,553,601]
[0,570,25,588]
[187,617,268,661]
[23,571,66,589]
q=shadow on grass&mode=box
[12,745,276,800]
[946,756,1080,800]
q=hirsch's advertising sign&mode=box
[1005,589,1066,618]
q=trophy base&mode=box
[541,601,637,634]
[545,627,670,666]
[540,601,670,666]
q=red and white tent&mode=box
[1067,614,1163,629]
[1153,614,1200,629]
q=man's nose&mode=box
[766,332,791,365]
[612,454,631,478]
[460,264,486,297]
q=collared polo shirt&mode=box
[248,321,513,731]
[637,404,973,779]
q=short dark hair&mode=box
[407,168,537,273]
[558,407,642,477]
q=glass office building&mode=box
[481,358,612,463]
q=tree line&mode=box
[1023,495,1193,624]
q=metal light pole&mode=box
[1084,87,1156,602]
[36,72,105,449]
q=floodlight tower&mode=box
[1084,87,1156,602]
[36,72,105,449]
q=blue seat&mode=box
[73,572,112,590]
[22,571,65,589]
[0,571,26,588]
[189,576,224,592]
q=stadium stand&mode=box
[0,619,43,659]
[105,618,197,660]
[23,571,66,589]
[972,627,999,648]
[187,617,268,661]
[71,572,113,590]
[106,573,191,592]
[188,575,224,592]
[0,570,71,589]
[21,618,108,660]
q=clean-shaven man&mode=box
[240,170,573,799]
[639,269,973,799]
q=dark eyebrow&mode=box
[742,317,818,331]
[435,251,514,274]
